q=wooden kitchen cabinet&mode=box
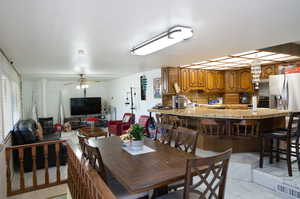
[238,69,253,92]
[261,65,276,79]
[180,68,190,92]
[205,71,225,92]
[161,67,180,94]
[188,69,206,89]
[225,70,238,92]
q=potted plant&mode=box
[129,124,144,151]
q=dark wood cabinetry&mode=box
[162,67,180,94]
[238,69,253,92]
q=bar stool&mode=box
[260,112,300,176]
[199,119,226,136]
[231,120,260,137]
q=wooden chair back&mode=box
[174,127,199,155]
[183,148,232,199]
[85,143,107,182]
[231,120,260,137]
[199,119,226,136]
[77,134,88,158]
[288,112,300,138]
[156,124,174,145]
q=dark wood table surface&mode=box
[87,136,196,194]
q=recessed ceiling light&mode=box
[131,26,193,56]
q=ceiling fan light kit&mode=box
[131,25,193,56]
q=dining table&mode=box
[85,136,197,197]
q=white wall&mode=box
[105,69,161,121]
[22,79,108,122]
[22,68,162,123]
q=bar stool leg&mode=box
[259,137,265,168]
[287,142,293,177]
[269,138,274,164]
[296,137,300,171]
[276,138,280,162]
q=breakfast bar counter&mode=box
[148,107,289,120]
[148,107,290,153]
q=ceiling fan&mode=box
[64,74,101,89]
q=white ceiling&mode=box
[1,0,300,80]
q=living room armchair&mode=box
[108,113,135,136]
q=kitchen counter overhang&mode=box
[148,107,289,120]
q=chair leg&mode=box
[276,138,280,162]
[269,138,274,164]
[287,144,293,177]
[259,137,265,168]
[296,137,300,171]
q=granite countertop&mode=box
[148,107,290,119]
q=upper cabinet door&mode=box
[197,70,206,88]
[189,69,198,88]
[206,71,216,91]
[215,71,225,90]
[239,69,253,92]
[180,68,190,93]
[225,70,238,92]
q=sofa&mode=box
[11,119,67,172]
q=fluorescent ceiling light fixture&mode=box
[275,56,300,61]
[131,26,193,55]
[187,65,207,69]
[222,58,247,63]
[180,64,190,67]
[192,61,209,65]
[210,56,230,61]
[205,62,225,66]
[232,50,257,56]
[262,54,290,60]
[241,51,274,59]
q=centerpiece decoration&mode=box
[85,117,98,129]
[120,124,144,151]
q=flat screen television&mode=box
[70,97,101,115]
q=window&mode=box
[0,74,21,143]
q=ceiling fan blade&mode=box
[64,82,76,86]
[86,80,102,83]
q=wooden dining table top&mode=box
[87,136,196,194]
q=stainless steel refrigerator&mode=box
[269,73,300,111]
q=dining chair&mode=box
[167,127,199,191]
[158,148,232,199]
[84,142,149,199]
[173,127,199,155]
[260,112,300,176]
[77,134,88,158]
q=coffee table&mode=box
[79,127,108,138]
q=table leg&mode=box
[151,186,168,199]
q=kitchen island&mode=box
[148,107,290,152]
